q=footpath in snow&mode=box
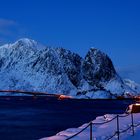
[40,113,140,140]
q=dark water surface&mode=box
[0,96,134,140]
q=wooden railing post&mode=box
[131,113,134,136]
[90,122,92,140]
[116,115,120,140]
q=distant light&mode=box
[58,95,72,100]
[135,103,140,106]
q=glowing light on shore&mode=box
[135,103,140,106]
[58,95,72,100]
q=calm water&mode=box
[0,96,134,140]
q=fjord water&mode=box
[0,97,133,140]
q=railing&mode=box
[66,113,140,140]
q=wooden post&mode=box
[116,115,120,140]
[131,113,135,136]
[90,122,92,140]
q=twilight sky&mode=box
[0,0,140,82]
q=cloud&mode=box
[0,19,17,27]
[0,18,27,45]
[0,19,17,36]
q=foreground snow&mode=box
[40,113,140,140]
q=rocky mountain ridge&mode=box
[0,38,139,98]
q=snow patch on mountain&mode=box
[123,79,140,94]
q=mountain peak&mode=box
[88,47,105,56]
[83,47,116,87]
[14,38,37,48]
[13,38,46,50]
[16,38,36,45]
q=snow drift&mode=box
[40,113,140,140]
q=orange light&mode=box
[135,103,140,106]
[58,95,72,100]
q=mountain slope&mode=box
[0,38,139,98]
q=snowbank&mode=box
[40,113,140,140]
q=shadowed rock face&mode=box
[56,48,82,87]
[82,48,116,87]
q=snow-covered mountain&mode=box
[0,38,139,98]
[123,79,140,94]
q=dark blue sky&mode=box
[0,0,140,82]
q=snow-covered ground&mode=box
[40,113,140,140]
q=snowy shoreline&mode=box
[40,113,140,140]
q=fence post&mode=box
[131,113,134,136]
[116,115,120,140]
[90,122,92,140]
